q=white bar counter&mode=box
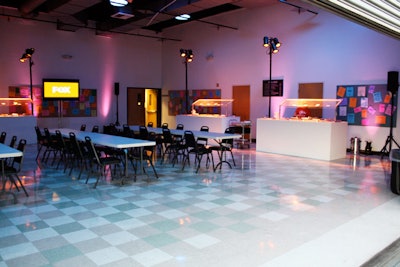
[176,114,240,133]
[256,118,348,161]
[0,116,37,144]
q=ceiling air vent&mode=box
[111,12,134,20]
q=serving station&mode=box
[0,98,36,144]
[256,99,348,161]
[176,99,240,133]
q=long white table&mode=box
[0,143,23,159]
[0,143,24,202]
[51,129,156,183]
[130,126,242,141]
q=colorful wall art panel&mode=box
[168,89,221,115]
[336,84,397,127]
[9,86,97,118]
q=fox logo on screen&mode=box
[52,86,71,94]
[43,79,79,99]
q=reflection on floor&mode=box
[1,144,400,267]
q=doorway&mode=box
[127,87,161,127]
[232,85,250,121]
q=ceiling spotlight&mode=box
[175,14,191,21]
[110,0,128,7]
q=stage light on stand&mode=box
[180,49,194,113]
[19,48,35,114]
[263,36,282,118]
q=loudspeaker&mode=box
[388,71,399,93]
[114,82,119,96]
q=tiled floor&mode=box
[1,143,400,267]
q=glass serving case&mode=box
[191,98,234,116]
[279,98,342,121]
[0,98,33,117]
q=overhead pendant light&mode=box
[175,14,191,21]
[110,0,128,7]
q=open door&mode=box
[127,88,161,126]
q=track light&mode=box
[175,14,191,21]
[110,0,128,7]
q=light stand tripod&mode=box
[380,91,399,157]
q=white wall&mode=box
[161,3,400,151]
[0,16,162,131]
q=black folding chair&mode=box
[84,136,122,188]
[182,131,214,173]
[2,139,28,197]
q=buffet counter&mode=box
[176,114,240,133]
[0,116,37,144]
[256,118,348,161]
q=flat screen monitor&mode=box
[42,79,80,100]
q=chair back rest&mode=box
[147,122,153,127]
[162,128,174,143]
[11,139,26,169]
[69,132,83,158]
[92,125,99,133]
[176,124,184,130]
[139,126,149,140]
[9,136,17,148]
[54,130,66,147]
[161,123,168,129]
[198,126,209,143]
[43,128,51,139]
[200,126,209,132]
[222,128,234,145]
[184,131,197,148]
[0,131,6,144]
[122,124,134,138]
[35,126,44,140]
[123,124,130,133]
[103,124,118,135]
[80,124,86,131]
[85,136,101,164]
